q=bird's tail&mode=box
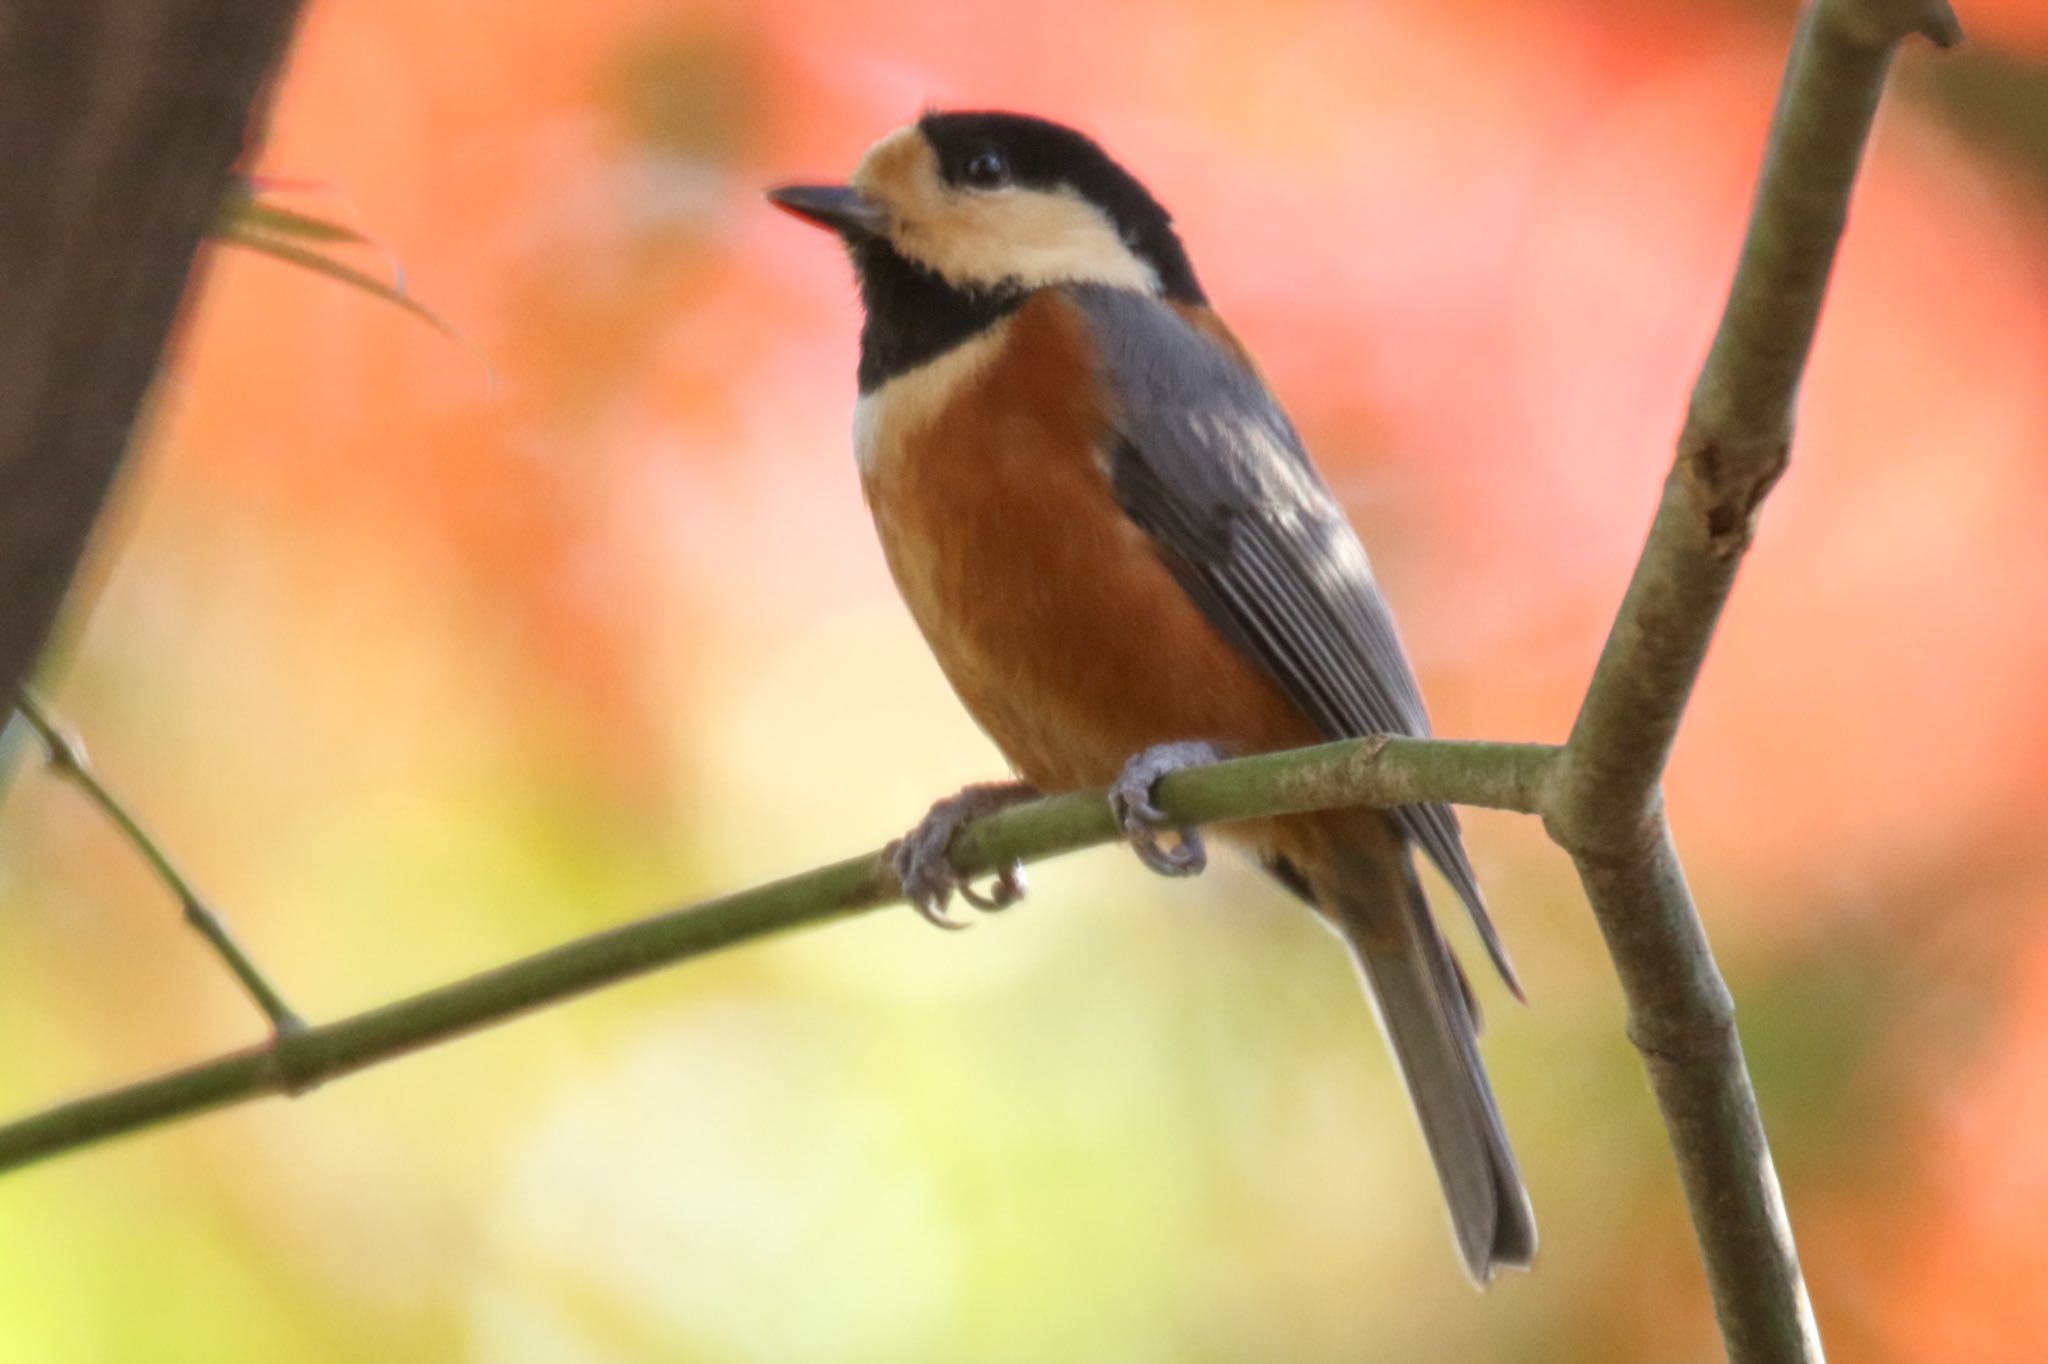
[1309,833,1536,1283]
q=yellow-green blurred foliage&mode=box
[4,0,2047,1359]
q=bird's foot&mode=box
[889,782,1038,930]
[1109,741,1226,878]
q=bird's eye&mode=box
[961,149,1010,189]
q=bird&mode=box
[769,110,1534,1283]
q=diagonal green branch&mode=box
[13,690,305,1035]
[0,736,1556,1173]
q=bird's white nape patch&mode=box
[852,318,1015,476]
[851,125,1160,296]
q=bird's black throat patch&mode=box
[849,235,1024,393]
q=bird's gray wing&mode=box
[1066,283,1517,993]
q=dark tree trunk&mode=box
[0,0,306,709]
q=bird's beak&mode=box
[766,183,888,237]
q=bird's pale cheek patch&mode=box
[851,127,933,216]
[943,189,1161,296]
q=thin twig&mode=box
[13,691,304,1035]
[0,735,1557,1172]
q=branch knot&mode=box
[1824,0,1963,50]
[1678,428,1790,560]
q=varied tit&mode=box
[770,111,1534,1283]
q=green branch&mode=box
[0,736,1554,1172]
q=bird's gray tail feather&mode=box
[1319,846,1536,1284]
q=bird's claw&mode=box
[890,783,1036,930]
[1109,741,1225,879]
[957,862,1028,912]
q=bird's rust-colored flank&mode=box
[862,290,1320,797]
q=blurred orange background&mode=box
[3,0,2046,1359]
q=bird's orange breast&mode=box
[858,290,1319,796]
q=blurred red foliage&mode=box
[125,0,2048,1351]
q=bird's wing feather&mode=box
[1066,283,1518,993]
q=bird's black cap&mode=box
[917,111,1206,305]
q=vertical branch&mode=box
[1551,0,1963,849]
[1570,815,1821,1362]
[1542,2,1961,1361]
